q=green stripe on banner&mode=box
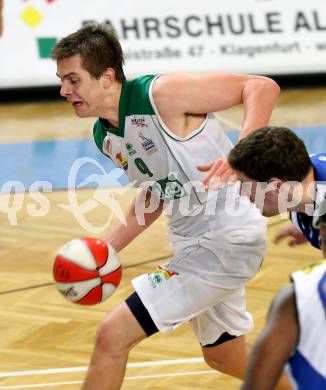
[37,37,58,59]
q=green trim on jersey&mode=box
[93,75,156,151]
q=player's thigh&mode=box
[202,334,248,368]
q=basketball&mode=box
[53,238,122,305]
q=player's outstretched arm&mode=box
[242,284,298,390]
[153,72,280,138]
[104,189,163,252]
[153,72,280,187]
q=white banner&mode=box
[1,0,326,88]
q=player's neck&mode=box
[98,82,123,128]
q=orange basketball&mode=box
[53,238,121,305]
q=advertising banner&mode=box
[1,0,326,88]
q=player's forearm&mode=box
[239,77,280,141]
[105,218,147,253]
[106,191,163,252]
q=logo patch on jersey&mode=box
[149,174,187,201]
[131,116,148,128]
[115,153,128,171]
[102,134,113,157]
[139,132,158,155]
[126,143,136,156]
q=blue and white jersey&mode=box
[288,262,326,389]
[291,153,326,249]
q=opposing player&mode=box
[228,126,326,251]
[241,204,326,389]
[52,23,282,389]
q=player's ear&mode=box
[102,68,116,87]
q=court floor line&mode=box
[0,254,173,296]
[0,370,217,389]
[0,357,205,378]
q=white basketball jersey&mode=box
[288,262,326,389]
[93,75,265,262]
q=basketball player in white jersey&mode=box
[52,23,285,389]
[242,204,326,390]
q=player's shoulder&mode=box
[151,72,199,92]
[310,152,326,162]
[127,75,157,94]
[124,75,157,116]
[269,284,295,317]
[311,153,326,177]
[291,262,326,323]
[266,283,298,332]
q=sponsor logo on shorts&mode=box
[147,267,177,288]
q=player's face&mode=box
[56,54,105,118]
[235,171,281,217]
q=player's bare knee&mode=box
[95,318,118,350]
[95,316,128,357]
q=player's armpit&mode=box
[242,284,299,390]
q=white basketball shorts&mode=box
[132,240,265,346]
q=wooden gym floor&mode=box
[0,87,325,389]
